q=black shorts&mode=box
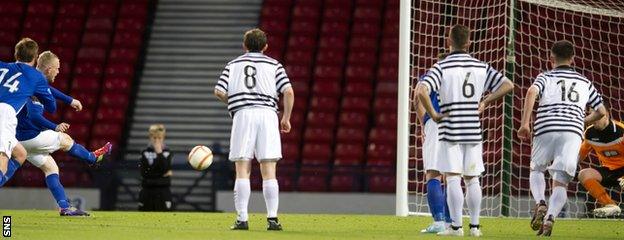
[596,166,624,188]
[139,187,172,211]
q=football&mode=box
[188,145,213,170]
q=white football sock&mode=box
[234,178,250,221]
[445,175,464,228]
[529,171,546,203]
[465,177,482,226]
[262,179,279,218]
[546,186,568,219]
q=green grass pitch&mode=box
[2,210,623,239]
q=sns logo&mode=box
[2,216,10,237]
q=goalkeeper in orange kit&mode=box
[578,109,624,217]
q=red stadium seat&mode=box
[367,174,395,192]
[312,82,341,97]
[367,144,395,160]
[113,31,143,48]
[285,50,314,66]
[314,65,343,81]
[321,21,350,37]
[119,1,149,19]
[336,127,366,144]
[27,0,55,17]
[50,31,81,48]
[339,112,368,128]
[116,17,146,32]
[351,22,381,37]
[82,32,112,47]
[74,62,104,77]
[374,112,397,128]
[366,157,393,168]
[0,31,18,46]
[291,4,321,21]
[281,142,300,166]
[284,64,311,83]
[369,127,396,145]
[65,123,91,142]
[73,93,98,109]
[57,0,87,18]
[261,6,290,21]
[105,63,134,77]
[0,0,24,17]
[375,82,398,98]
[287,35,316,51]
[108,48,139,63]
[261,20,289,37]
[85,17,114,32]
[341,97,370,113]
[23,16,54,32]
[91,123,123,139]
[347,50,377,66]
[345,64,375,82]
[77,47,107,63]
[264,0,293,7]
[302,144,332,166]
[344,82,372,97]
[330,174,360,192]
[89,1,118,18]
[99,92,129,107]
[334,144,365,166]
[353,7,382,22]
[71,76,100,93]
[0,17,21,32]
[60,171,79,187]
[15,166,45,187]
[373,97,397,113]
[55,17,85,32]
[318,35,347,51]
[20,31,50,48]
[304,127,334,143]
[297,174,328,192]
[103,76,132,93]
[323,7,352,22]
[309,96,339,112]
[95,107,126,123]
[316,49,346,65]
[356,0,384,8]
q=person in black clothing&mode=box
[138,124,173,211]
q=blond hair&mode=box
[36,51,59,72]
[148,124,166,137]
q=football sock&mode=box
[262,179,279,218]
[45,173,70,209]
[426,178,446,222]
[234,178,250,221]
[546,186,567,220]
[529,171,546,203]
[465,177,482,226]
[446,175,464,228]
[67,143,96,164]
[0,170,5,187]
[582,179,615,206]
[3,158,21,184]
[442,185,452,224]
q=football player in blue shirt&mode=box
[10,51,112,215]
[0,38,56,186]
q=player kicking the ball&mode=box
[518,40,607,236]
[12,51,112,215]
[416,25,514,237]
[578,108,623,217]
[214,29,294,231]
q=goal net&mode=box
[398,0,624,218]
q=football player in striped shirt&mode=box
[578,109,624,218]
[518,40,607,236]
[413,52,452,233]
[214,29,294,231]
[416,25,515,237]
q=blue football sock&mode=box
[4,158,21,182]
[67,143,96,164]
[45,174,70,209]
[0,170,5,187]
[426,179,446,222]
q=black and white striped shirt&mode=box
[532,66,603,138]
[422,52,506,143]
[215,52,292,116]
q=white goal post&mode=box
[397,0,624,217]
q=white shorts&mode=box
[531,131,581,178]
[20,130,62,167]
[436,141,484,176]
[422,120,440,171]
[229,108,282,162]
[0,103,18,156]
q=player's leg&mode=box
[435,141,464,236]
[229,110,255,230]
[0,143,27,187]
[538,133,582,236]
[462,143,485,237]
[37,155,89,216]
[59,132,111,164]
[579,167,621,217]
[421,120,447,233]
[256,109,283,231]
[528,133,553,231]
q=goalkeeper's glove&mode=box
[618,176,624,189]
